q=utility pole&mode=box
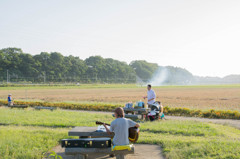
[44,71,46,83]
[7,69,8,84]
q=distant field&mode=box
[0,84,240,111]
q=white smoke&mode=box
[149,67,169,86]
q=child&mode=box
[103,107,140,146]
[159,102,166,120]
[8,94,13,106]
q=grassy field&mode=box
[0,126,69,159]
[139,121,240,159]
[0,107,240,159]
[0,107,113,127]
[0,84,240,111]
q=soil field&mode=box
[0,85,239,111]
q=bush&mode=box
[163,106,240,120]
[0,100,239,120]
[0,100,121,112]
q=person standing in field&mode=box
[8,94,13,106]
[143,84,156,106]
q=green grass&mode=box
[0,107,114,127]
[0,84,139,90]
[0,83,239,90]
[0,126,70,159]
[0,107,240,159]
[139,121,240,159]
[140,120,220,137]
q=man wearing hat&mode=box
[8,94,13,106]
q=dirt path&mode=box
[62,109,240,129]
[2,105,238,129]
[51,144,164,159]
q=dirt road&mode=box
[52,144,164,159]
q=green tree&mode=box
[130,60,158,82]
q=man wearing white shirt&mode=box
[144,84,156,105]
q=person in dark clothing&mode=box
[8,94,13,106]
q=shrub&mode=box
[0,100,239,120]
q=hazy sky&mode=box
[0,0,240,77]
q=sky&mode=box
[0,0,240,77]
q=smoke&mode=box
[149,67,169,86]
[141,66,240,86]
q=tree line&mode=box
[0,48,162,83]
[0,47,195,84]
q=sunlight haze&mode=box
[0,0,240,77]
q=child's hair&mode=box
[114,107,124,118]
